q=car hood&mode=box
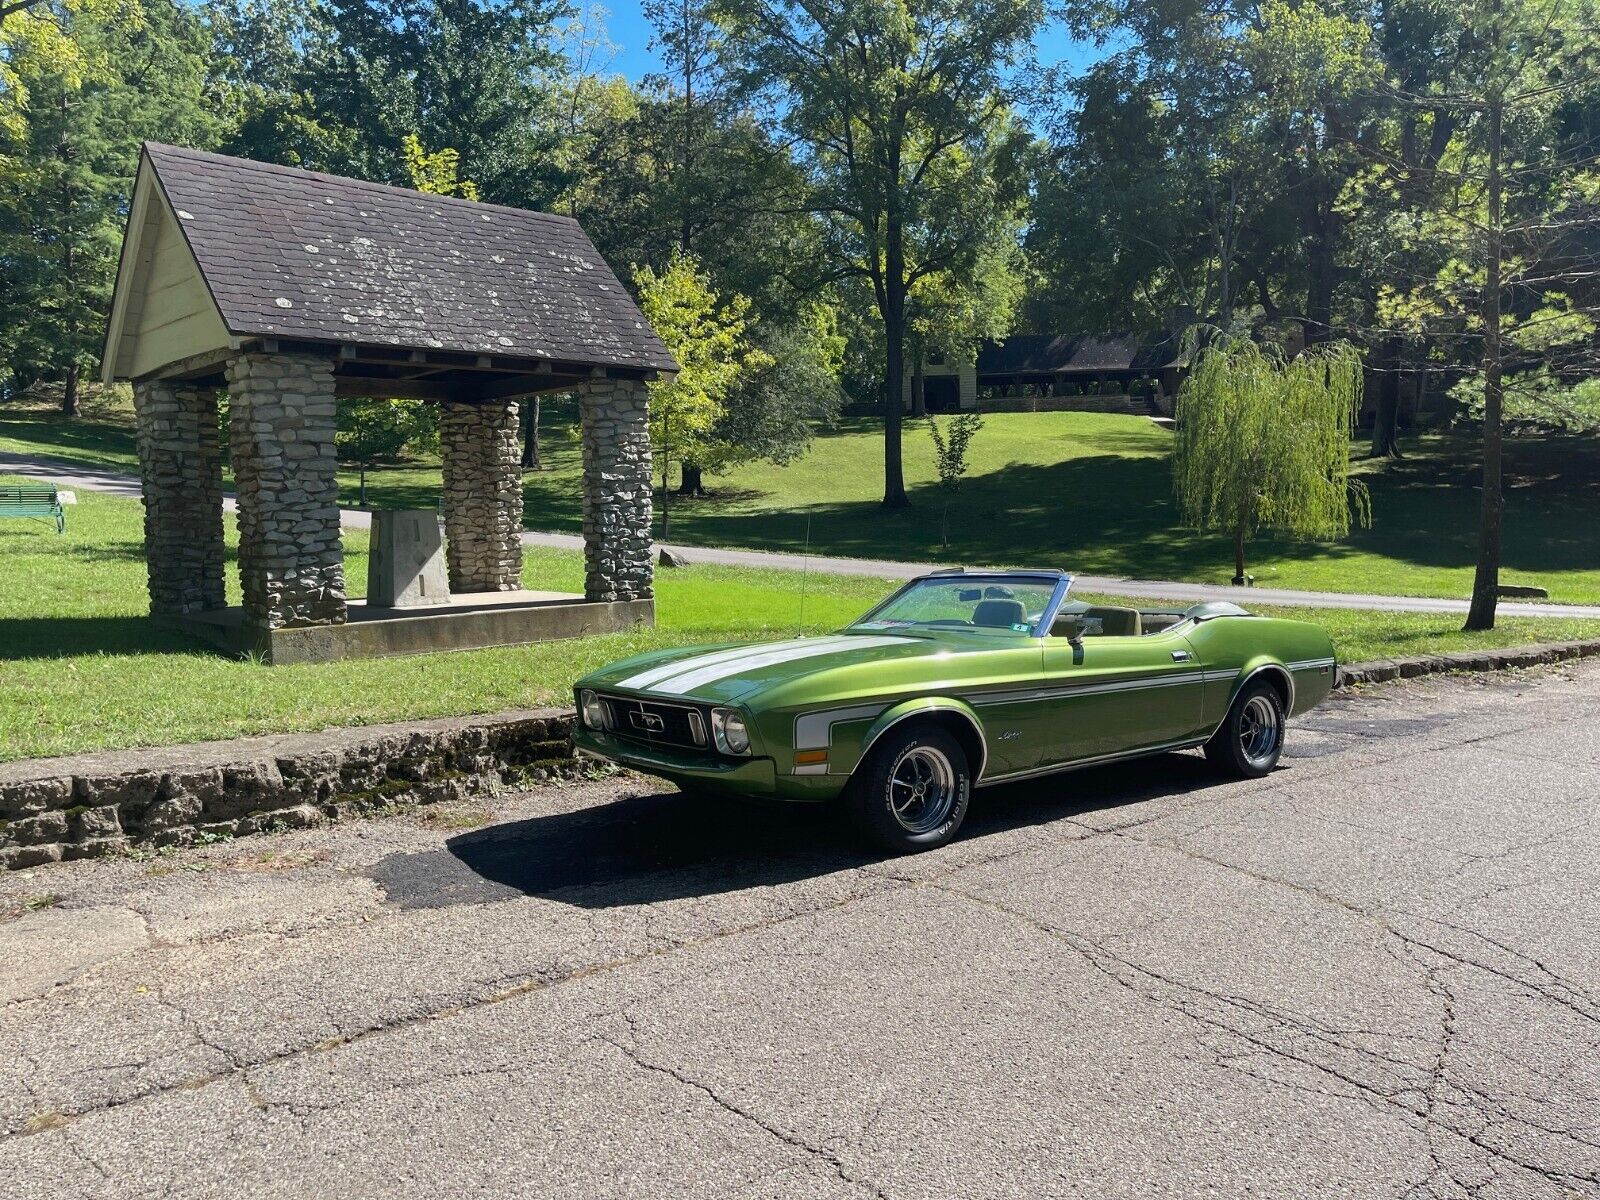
[581,629,1014,705]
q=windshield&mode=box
[851,575,1063,636]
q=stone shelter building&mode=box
[102,142,674,662]
[904,330,1190,416]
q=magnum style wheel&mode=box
[845,723,972,854]
[1205,679,1286,779]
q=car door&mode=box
[1036,622,1207,766]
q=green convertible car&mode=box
[573,569,1336,853]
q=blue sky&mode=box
[598,2,1112,87]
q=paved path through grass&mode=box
[7,448,1596,620]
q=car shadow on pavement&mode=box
[370,752,1233,911]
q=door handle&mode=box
[1171,650,1191,662]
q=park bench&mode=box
[0,483,66,533]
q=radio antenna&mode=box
[797,517,812,635]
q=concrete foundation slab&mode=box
[159,591,654,664]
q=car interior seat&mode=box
[972,598,1028,628]
[1080,605,1143,636]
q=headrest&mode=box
[972,598,1027,628]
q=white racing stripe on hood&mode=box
[648,636,908,696]
[615,638,819,692]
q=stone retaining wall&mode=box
[6,639,1599,869]
[0,710,576,870]
[1334,638,1600,687]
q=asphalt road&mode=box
[6,448,1597,620]
[4,665,1600,1199]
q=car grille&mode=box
[602,696,709,751]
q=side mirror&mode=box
[1055,617,1087,644]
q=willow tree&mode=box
[1173,337,1370,585]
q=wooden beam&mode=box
[470,372,589,401]
[333,377,458,401]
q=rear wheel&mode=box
[1204,680,1286,778]
[845,723,972,854]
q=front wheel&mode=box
[844,723,972,854]
[1204,680,1286,778]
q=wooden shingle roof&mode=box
[111,142,675,377]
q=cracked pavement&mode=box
[4,664,1600,1198]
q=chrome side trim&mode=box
[1286,657,1336,672]
[976,737,1208,788]
[855,705,989,782]
[962,670,1209,706]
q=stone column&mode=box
[579,378,653,602]
[226,352,345,629]
[440,401,524,592]
[133,381,226,615]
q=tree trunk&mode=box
[678,463,705,496]
[1465,87,1504,633]
[660,454,672,540]
[61,361,80,418]
[1370,337,1403,458]
[1233,525,1247,587]
[881,226,910,510]
[910,355,926,417]
[521,395,541,469]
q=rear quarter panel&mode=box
[1190,615,1337,723]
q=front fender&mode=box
[849,696,989,781]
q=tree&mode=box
[715,0,1042,509]
[1359,0,1600,630]
[634,248,759,537]
[683,304,845,493]
[316,0,568,206]
[1173,336,1370,584]
[336,396,437,505]
[928,411,982,547]
[0,0,217,413]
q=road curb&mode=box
[1334,639,1600,688]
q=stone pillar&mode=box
[133,381,226,615]
[226,352,345,630]
[440,401,524,592]
[579,378,653,602]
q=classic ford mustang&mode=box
[572,569,1336,853]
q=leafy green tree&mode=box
[0,0,216,412]
[309,0,567,206]
[1357,0,1600,629]
[336,396,437,505]
[928,411,983,547]
[634,248,759,536]
[1173,336,1370,584]
[715,0,1042,509]
[684,305,845,493]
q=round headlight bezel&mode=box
[712,707,751,756]
[580,689,608,730]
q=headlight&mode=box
[711,707,750,755]
[580,689,608,730]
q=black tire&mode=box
[1204,679,1286,778]
[844,722,972,854]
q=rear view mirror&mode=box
[957,588,983,602]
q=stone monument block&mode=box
[367,510,450,608]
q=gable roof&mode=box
[976,332,1187,376]
[104,143,675,381]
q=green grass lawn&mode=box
[3,476,1598,764]
[6,399,1600,603]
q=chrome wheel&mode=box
[1238,694,1281,767]
[887,745,958,835]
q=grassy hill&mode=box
[4,476,1598,762]
[6,401,1600,604]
